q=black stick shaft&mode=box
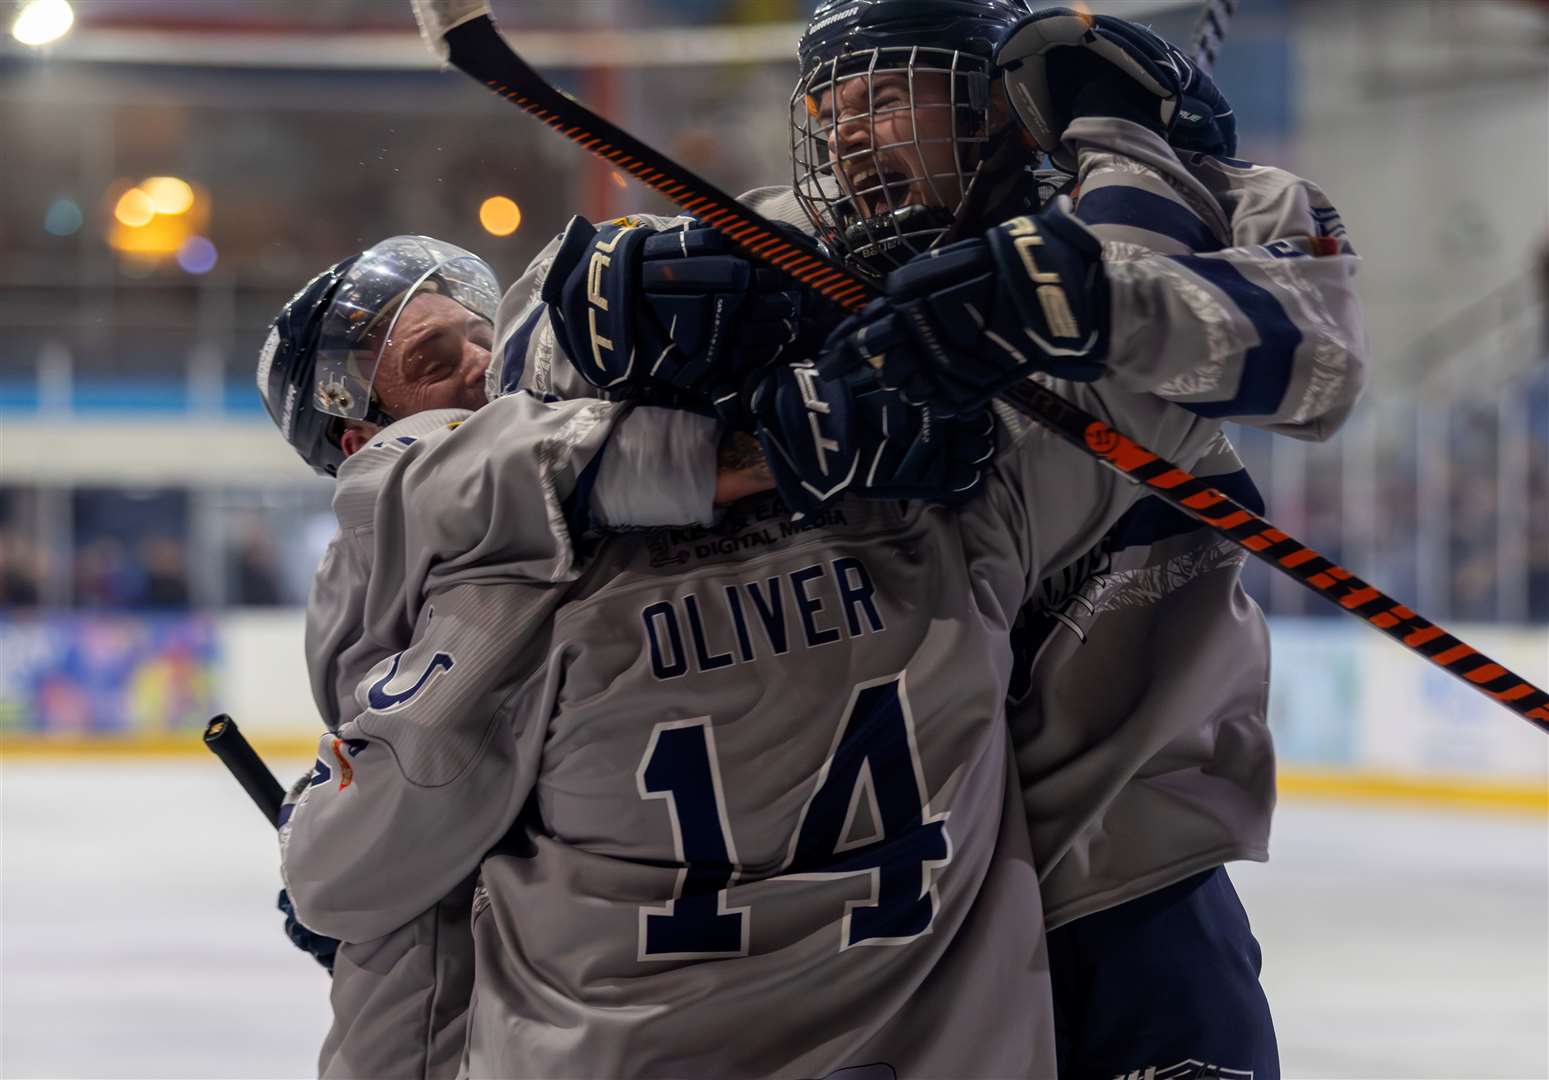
[203,714,286,827]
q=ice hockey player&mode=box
[277,15,1362,1080]
[793,5,1364,1077]
[494,3,1365,1076]
[257,234,791,1078]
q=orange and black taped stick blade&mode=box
[434,12,1549,732]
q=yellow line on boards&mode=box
[1,733,320,761]
[2,734,1544,814]
[1275,768,1547,815]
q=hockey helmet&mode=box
[256,236,499,477]
[790,0,1036,279]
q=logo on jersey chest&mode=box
[641,556,885,680]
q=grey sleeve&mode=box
[982,378,1222,608]
[305,535,370,731]
[364,393,626,643]
[281,581,562,943]
[1063,117,1368,441]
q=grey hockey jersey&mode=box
[1014,119,1365,926]
[281,370,1227,1078]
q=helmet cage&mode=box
[310,235,499,422]
[791,45,996,279]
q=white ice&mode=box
[3,760,1545,1078]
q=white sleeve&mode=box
[590,407,720,529]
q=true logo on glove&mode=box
[792,363,840,477]
[1004,217,1080,339]
[587,225,638,371]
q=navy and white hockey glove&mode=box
[819,197,1109,413]
[544,217,815,420]
[748,360,995,517]
[999,8,1237,166]
[278,888,338,974]
[850,379,996,505]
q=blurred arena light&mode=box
[43,197,82,236]
[142,176,195,216]
[175,236,218,275]
[106,177,208,262]
[112,187,155,228]
[10,0,73,47]
[478,195,521,237]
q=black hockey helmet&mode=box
[257,256,361,478]
[790,0,1037,279]
[797,0,1033,74]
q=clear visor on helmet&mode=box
[312,235,500,421]
[790,46,994,278]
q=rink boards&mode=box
[3,612,1544,811]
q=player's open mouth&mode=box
[841,159,917,219]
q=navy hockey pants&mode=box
[1048,867,1279,1080]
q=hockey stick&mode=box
[1190,0,1241,71]
[204,714,286,826]
[412,2,1548,731]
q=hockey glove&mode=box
[998,8,1237,168]
[543,217,811,420]
[850,378,996,505]
[748,360,996,517]
[819,197,1109,413]
[278,888,338,974]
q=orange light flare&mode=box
[479,195,522,237]
[104,176,209,262]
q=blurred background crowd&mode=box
[1,0,1546,731]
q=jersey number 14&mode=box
[635,673,951,960]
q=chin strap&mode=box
[363,398,398,431]
[327,397,399,457]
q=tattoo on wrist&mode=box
[719,431,772,481]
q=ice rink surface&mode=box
[3,759,1545,1079]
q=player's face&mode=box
[370,291,492,417]
[816,70,969,219]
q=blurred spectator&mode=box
[1537,237,1549,348]
[140,537,191,609]
[228,517,284,606]
[74,537,137,609]
[0,531,42,608]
